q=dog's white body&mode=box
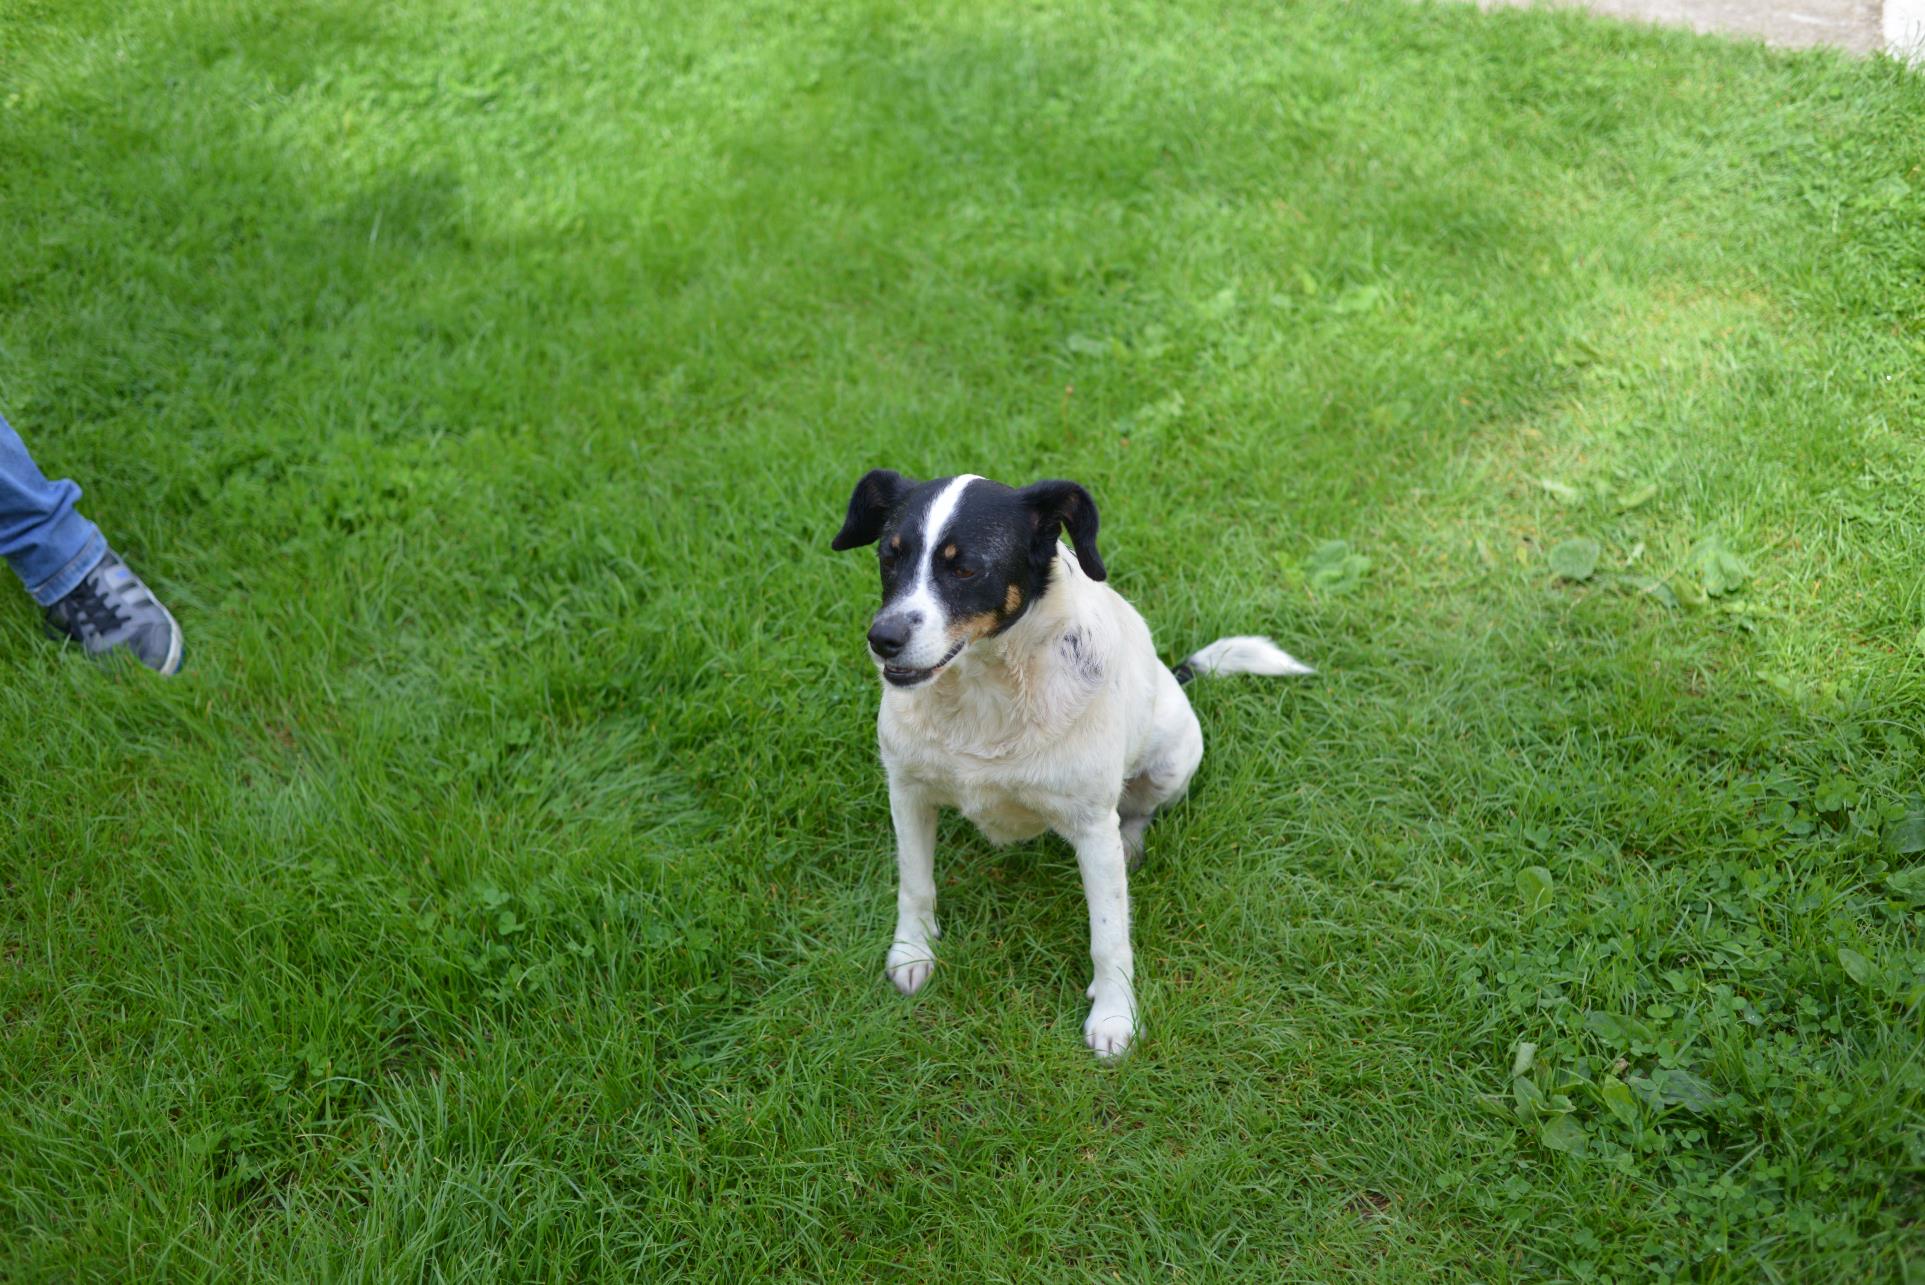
[877,542,1307,1056]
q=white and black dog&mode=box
[832,470,1311,1057]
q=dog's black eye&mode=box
[953,564,975,579]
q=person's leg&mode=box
[0,411,108,605]
[1,411,183,675]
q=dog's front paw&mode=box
[885,933,937,996]
[1083,980,1137,1058]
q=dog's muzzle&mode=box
[879,638,964,687]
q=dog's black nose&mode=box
[868,616,912,659]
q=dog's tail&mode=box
[1172,636,1314,686]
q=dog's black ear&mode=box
[831,469,914,550]
[1019,479,1106,581]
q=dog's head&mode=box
[831,470,1106,687]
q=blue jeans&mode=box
[0,412,107,607]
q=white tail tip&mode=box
[1181,635,1315,678]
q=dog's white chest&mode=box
[880,698,1125,845]
[878,711,1049,835]
[930,758,1056,845]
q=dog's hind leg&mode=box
[1118,692,1205,871]
[1119,812,1152,872]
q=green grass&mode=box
[3,0,1923,1278]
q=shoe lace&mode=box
[65,572,130,635]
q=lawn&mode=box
[2,0,1923,1278]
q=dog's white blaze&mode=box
[914,474,980,594]
[892,474,979,664]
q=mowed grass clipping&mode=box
[2,0,1923,1278]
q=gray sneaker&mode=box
[43,550,184,676]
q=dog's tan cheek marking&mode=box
[951,612,1001,643]
[1004,584,1022,614]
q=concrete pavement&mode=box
[1480,0,1925,57]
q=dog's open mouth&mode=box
[881,640,965,688]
